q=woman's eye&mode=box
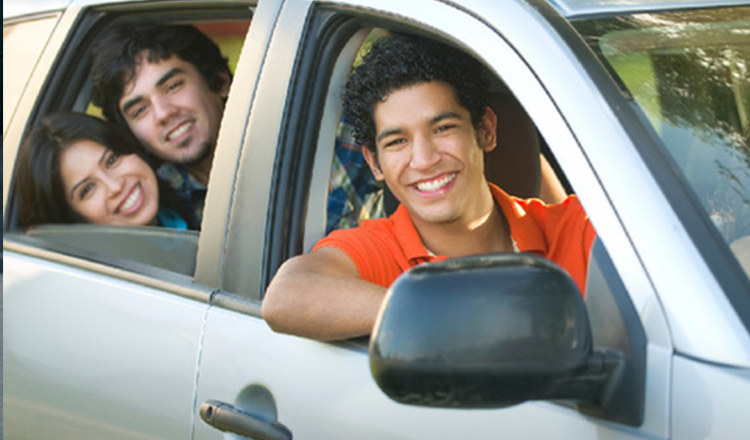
[79,182,95,200]
[106,152,120,168]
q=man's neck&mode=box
[416,202,513,259]
[185,150,214,186]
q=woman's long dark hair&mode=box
[15,112,198,229]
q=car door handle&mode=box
[200,399,293,440]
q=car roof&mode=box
[2,0,136,20]
[549,0,748,17]
[4,0,747,21]
[3,0,70,20]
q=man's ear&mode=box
[362,146,385,181]
[479,106,498,153]
[218,70,232,99]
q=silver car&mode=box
[4,0,749,438]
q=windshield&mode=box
[576,7,750,280]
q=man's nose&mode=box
[410,135,441,170]
[152,95,178,124]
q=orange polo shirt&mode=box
[313,184,596,295]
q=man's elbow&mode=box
[261,281,294,334]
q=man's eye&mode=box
[435,124,456,133]
[384,138,406,149]
[131,104,148,119]
[166,80,184,92]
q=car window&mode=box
[3,13,60,134]
[314,27,567,243]
[270,10,588,294]
[5,5,253,281]
[576,7,750,281]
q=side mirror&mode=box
[370,253,640,424]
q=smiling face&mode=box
[59,139,160,226]
[119,53,229,166]
[364,81,497,229]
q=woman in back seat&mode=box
[16,112,198,230]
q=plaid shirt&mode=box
[327,117,384,233]
[157,163,207,224]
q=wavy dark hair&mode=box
[15,112,198,229]
[91,21,231,126]
[342,33,491,155]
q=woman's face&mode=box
[59,139,160,226]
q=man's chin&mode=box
[170,141,214,167]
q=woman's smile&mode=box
[60,139,160,226]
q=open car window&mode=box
[306,27,569,250]
[6,5,253,281]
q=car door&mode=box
[193,0,677,439]
[2,2,255,439]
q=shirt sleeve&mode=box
[313,225,404,288]
[526,195,597,295]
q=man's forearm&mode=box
[262,252,387,341]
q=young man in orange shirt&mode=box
[262,34,596,341]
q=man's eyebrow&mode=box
[155,67,185,88]
[376,111,463,144]
[69,148,108,199]
[376,127,405,144]
[121,67,186,115]
[430,111,462,125]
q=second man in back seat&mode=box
[91,21,233,224]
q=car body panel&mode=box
[3,251,211,439]
[672,355,750,439]
[207,0,290,298]
[194,307,655,440]
[194,0,271,289]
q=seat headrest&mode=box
[484,93,541,199]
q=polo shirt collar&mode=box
[389,183,548,264]
[390,204,433,264]
[489,184,547,255]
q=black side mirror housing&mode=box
[370,253,642,425]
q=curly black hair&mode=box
[342,33,490,154]
[91,21,230,126]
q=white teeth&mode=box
[415,173,456,192]
[120,185,141,213]
[167,121,193,141]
